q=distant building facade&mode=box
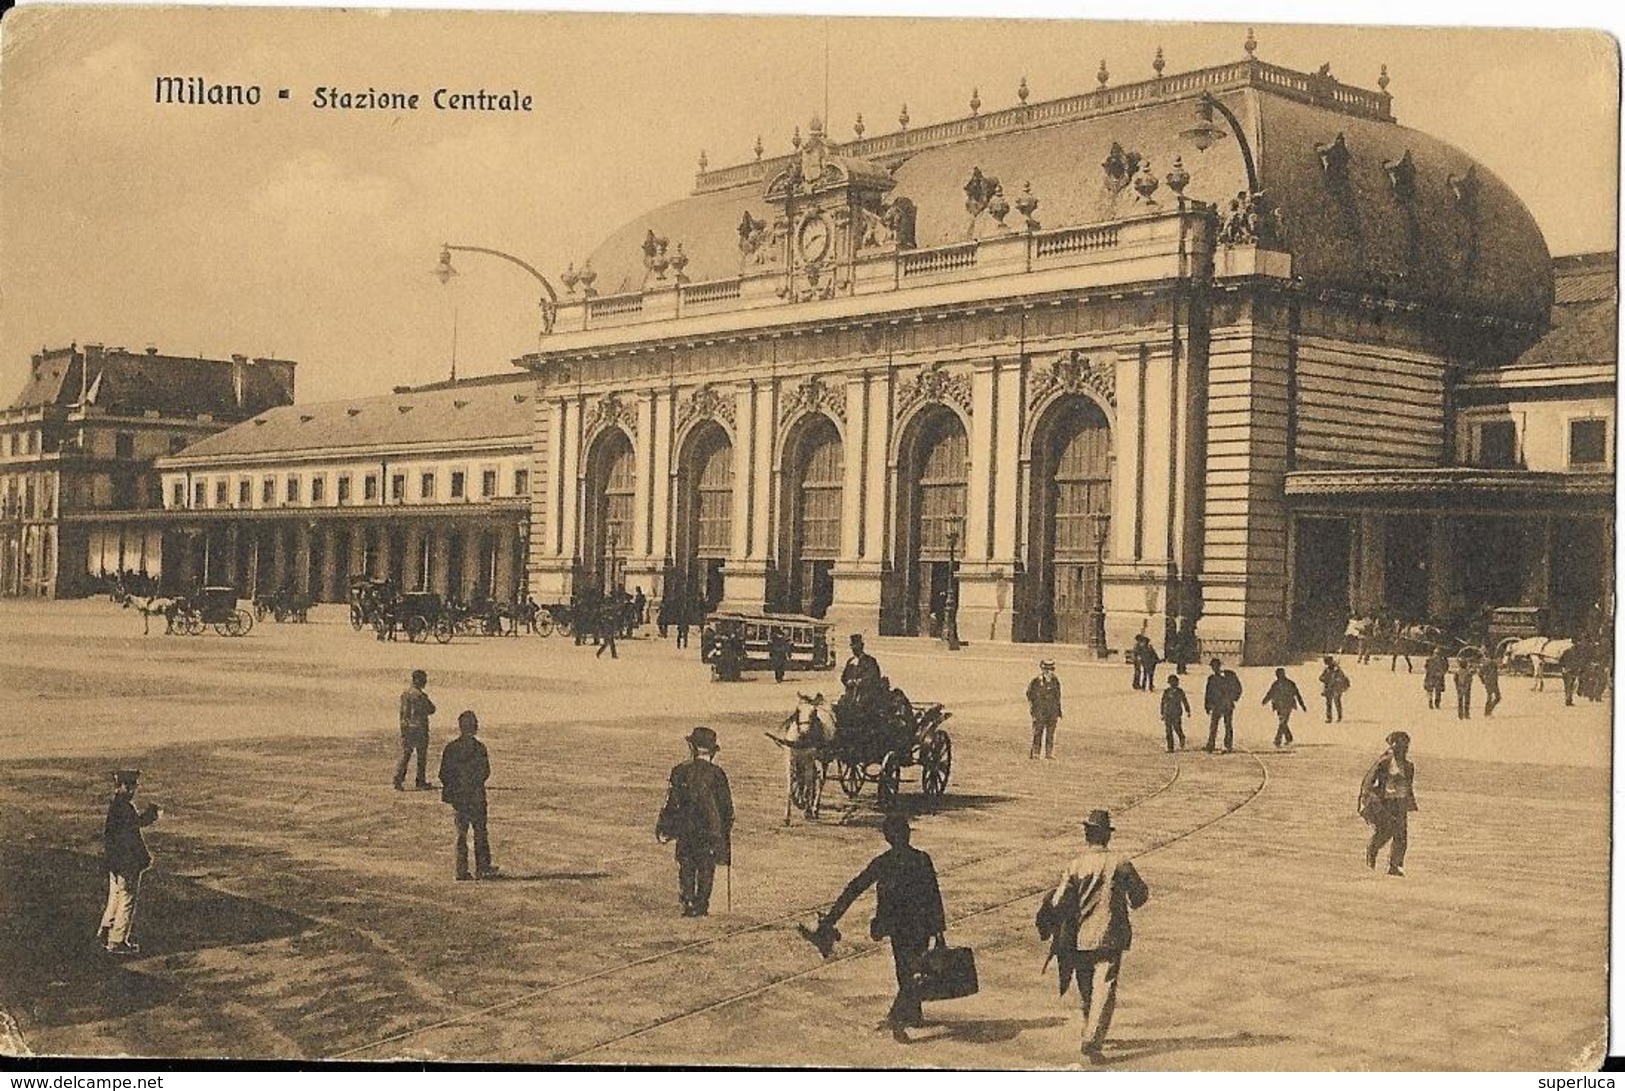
[512,45,1611,661]
[144,373,534,602]
[0,344,295,598]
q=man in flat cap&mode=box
[1026,659,1063,760]
[439,711,499,880]
[1038,809,1150,1063]
[98,769,160,955]
[656,727,734,917]
[806,813,946,1040]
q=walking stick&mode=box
[726,862,732,912]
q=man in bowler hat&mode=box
[807,814,946,1040]
[439,711,499,880]
[657,727,734,916]
[99,769,160,955]
[1038,809,1150,1063]
[1203,658,1243,753]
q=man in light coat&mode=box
[98,769,160,955]
[1038,809,1150,1063]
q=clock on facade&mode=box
[797,214,832,264]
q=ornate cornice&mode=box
[1285,469,1614,499]
[779,374,847,427]
[1028,349,1116,410]
[676,383,736,434]
[895,363,972,421]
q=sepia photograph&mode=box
[0,4,1617,1072]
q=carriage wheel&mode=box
[876,753,902,808]
[837,759,865,798]
[215,618,236,637]
[236,609,254,636]
[406,616,429,643]
[921,732,952,800]
[433,617,455,644]
[536,616,555,638]
[350,606,365,631]
[184,613,204,636]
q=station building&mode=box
[0,344,295,598]
[516,43,1614,662]
[145,372,534,602]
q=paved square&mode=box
[0,600,1608,1068]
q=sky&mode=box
[0,6,1617,404]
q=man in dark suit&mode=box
[1202,658,1243,753]
[99,769,160,955]
[439,711,499,880]
[657,726,734,917]
[1026,659,1063,759]
[809,814,946,1040]
[1039,809,1150,1063]
[841,634,883,696]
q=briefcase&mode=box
[912,943,979,1001]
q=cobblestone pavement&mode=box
[0,600,1609,1068]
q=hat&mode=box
[457,710,479,731]
[1209,657,1223,668]
[1082,808,1115,832]
[112,769,140,786]
[881,812,912,841]
[1039,659,1056,670]
[849,633,864,643]
[1385,730,1411,748]
[686,726,720,752]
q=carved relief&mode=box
[857,196,918,252]
[1028,350,1117,410]
[677,383,737,433]
[1316,133,1351,185]
[779,374,847,428]
[1101,143,1144,194]
[584,392,637,441]
[895,363,973,421]
[1384,149,1417,203]
[1216,190,1285,248]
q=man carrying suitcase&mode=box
[806,814,946,1040]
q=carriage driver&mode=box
[838,634,886,726]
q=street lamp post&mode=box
[604,528,618,597]
[1090,512,1111,659]
[433,244,560,337]
[944,520,962,652]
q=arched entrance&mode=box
[1029,396,1113,645]
[896,406,968,637]
[779,414,842,617]
[583,428,635,594]
[674,422,732,613]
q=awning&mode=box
[1284,468,1614,512]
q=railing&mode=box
[681,278,742,305]
[586,292,644,319]
[1035,225,1120,258]
[900,242,978,278]
[693,58,1391,194]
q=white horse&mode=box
[770,693,834,824]
[1499,636,1574,690]
[134,596,179,636]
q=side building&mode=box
[0,344,295,598]
[142,372,534,602]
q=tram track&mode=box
[333,742,1268,1063]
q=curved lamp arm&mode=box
[1197,93,1260,194]
[439,243,560,334]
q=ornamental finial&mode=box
[1097,59,1109,89]
[697,149,708,173]
[1153,47,1165,76]
[899,103,910,130]
[791,125,802,150]
[1018,75,1029,104]
[1378,64,1391,92]
[754,134,764,161]
[1244,28,1257,57]
[969,87,981,116]
[854,112,865,139]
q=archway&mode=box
[583,428,635,594]
[674,422,733,613]
[778,414,842,617]
[896,406,968,637]
[1029,395,1113,645]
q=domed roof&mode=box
[581,61,1552,325]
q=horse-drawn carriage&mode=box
[254,588,314,623]
[348,576,395,631]
[769,686,953,821]
[167,586,255,637]
[388,591,456,643]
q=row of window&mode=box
[4,430,41,458]
[1,473,52,519]
[1475,417,1609,469]
[173,467,530,510]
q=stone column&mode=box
[1356,513,1386,615]
[459,525,482,600]
[293,524,313,595]
[495,523,518,601]
[348,526,367,580]
[829,371,888,635]
[1426,516,1453,620]
[270,524,289,590]
[402,523,424,590]
[431,530,452,596]
[320,525,340,601]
